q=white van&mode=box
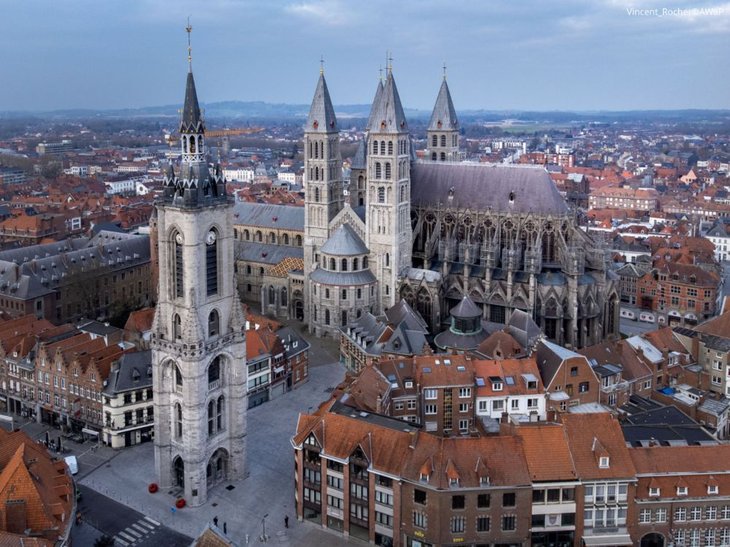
[639,312,656,323]
[64,455,78,475]
[620,308,636,320]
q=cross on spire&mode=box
[185,18,193,72]
[443,62,447,80]
[320,55,324,75]
[387,51,393,74]
[378,65,383,83]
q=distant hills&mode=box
[1,101,729,125]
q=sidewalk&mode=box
[80,361,360,546]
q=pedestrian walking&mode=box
[284,515,289,528]
[213,516,218,527]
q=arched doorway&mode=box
[640,532,664,547]
[293,290,304,321]
[173,456,185,488]
[206,448,229,487]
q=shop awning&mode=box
[582,534,633,546]
[82,428,100,437]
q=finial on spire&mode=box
[320,55,324,75]
[387,51,393,74]
[378,65,383,83]
[443,62,447,80]
[185,17,193,72]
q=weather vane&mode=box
[185,17,193,70]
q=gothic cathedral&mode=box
[151,33,247,507]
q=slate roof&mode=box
[305,73,337,133]
[410,162,569,215]
[235,242,303,265]
[0,231,150,301]
[351,140,367,170]
[180,71,204,134]
[233,202,304,231]
[450,295,481,318]
[320,224,369,256]
[366,71,408,134]
[366,80,384,134]
[385,299,429,334]
[428,78,459,131]
[103,350,152,395]
[310,267,376,286]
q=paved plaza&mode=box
[79,357,356,546]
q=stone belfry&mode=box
[303,62,343,327]
[426,66,459,161]
[151,23,247,507]
[365,58,412,312]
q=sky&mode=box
[1,0,729,112]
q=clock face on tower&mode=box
[206,230,217,245]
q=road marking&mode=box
[125,526,142,538]
[131,522,149,534]
[118,530,136,542]
[137,520,155,531]
[114,536,129,546]
[143,516,160,526]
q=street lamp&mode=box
[261,513,269,543]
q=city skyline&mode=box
[0,0,729,112]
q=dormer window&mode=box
[599,456,610,469]
[405,380,413,389]
[709,485,719,495]
[449,478,459,487]
[420,473,429,483]
[649,487,660,497]
[492,381,503,392]
[677,486,688,496]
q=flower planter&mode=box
[148,483,159,494]
[175,498,186,509]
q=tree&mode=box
[94,536,115,547]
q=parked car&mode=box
[64,455,78,475]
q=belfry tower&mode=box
[151,23,247,507]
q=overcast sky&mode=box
[1,0,729,112]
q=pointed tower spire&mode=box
[428,78,458,131]
[427,71,459,161]
[306,71,337,133]
[180,21,203,134]
[366,76,384,133]
[366,65,407,134]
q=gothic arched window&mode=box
[208,310,219,337]
[175,403,183,438]
[208,356,221,385]
[341,258,348,271]
[217,396,225,431]
[208,400,215,436]
[385,163,391,180]
[243,229,250,241]
[256,231,262,242]
[375,162,382,179]
[325,309,330,325]
[388,141,393,155]
[295,235,302,246]
[172,230,183,299]
[206,228,218,296]
[282,233,289,245]
[385,253,390,267]
[329,258,336,271]
[269,232,276,244]
[372,141,378,155]
[173,314,182,340]
[378,187,385,203]
[314,187,320,202]
[353,258,359,270]
[363,256,369,268]
[400,185,406,202]
[281,287,287,307]
[314,141,319,159]
[432,152,437,161]
[380,141,386,155]
[190,136,196,154]
[432,135,438,147]
[441,152,446,161]
[174,364,183,388]
[268,285,276,305]
[440,135,446,147]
